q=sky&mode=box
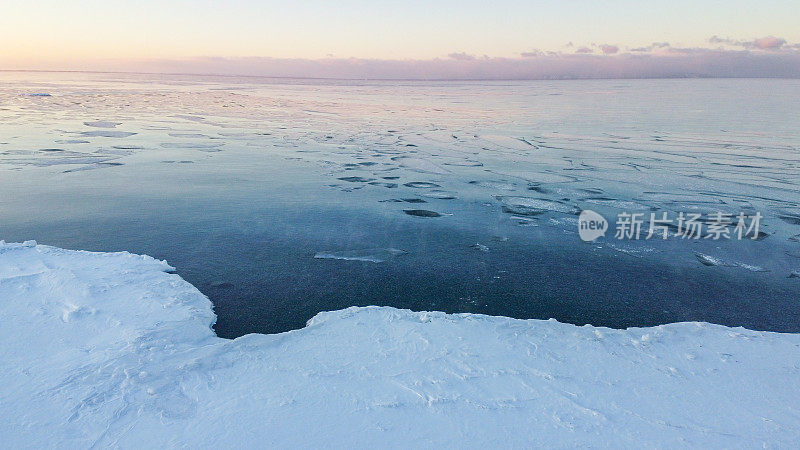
[2,0,799,79]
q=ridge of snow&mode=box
[1,241,799,447]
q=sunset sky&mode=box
[2,0,799,78]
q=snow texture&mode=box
[1,241,799,447]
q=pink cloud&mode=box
[575,47,593,54]
[710,35,787,50]
[754,36,786,50]
[601,45,619,54]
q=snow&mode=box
[1,241,799,447]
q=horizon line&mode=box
[3,68,800,83]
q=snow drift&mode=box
[0,241,799,447]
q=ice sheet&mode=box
[1,241,799,447]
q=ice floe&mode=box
[403,209,442,217]
[338,176,376,183]
[496,196,579,216]
[160,142,224,151]
[694,252,769,272]
[314,247,407,263]
[78,130,136,138]
[392,156,451,174]
[420,190,458,200]
[83,120,120,128]
[470,243,490,252]
[478,134,538,151]
[403,181,441,189]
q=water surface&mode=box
[1,72,798,337]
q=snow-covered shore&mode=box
[1,241,799,448]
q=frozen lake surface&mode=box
[1,72,798,337]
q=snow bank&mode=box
[1,241,799,447]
